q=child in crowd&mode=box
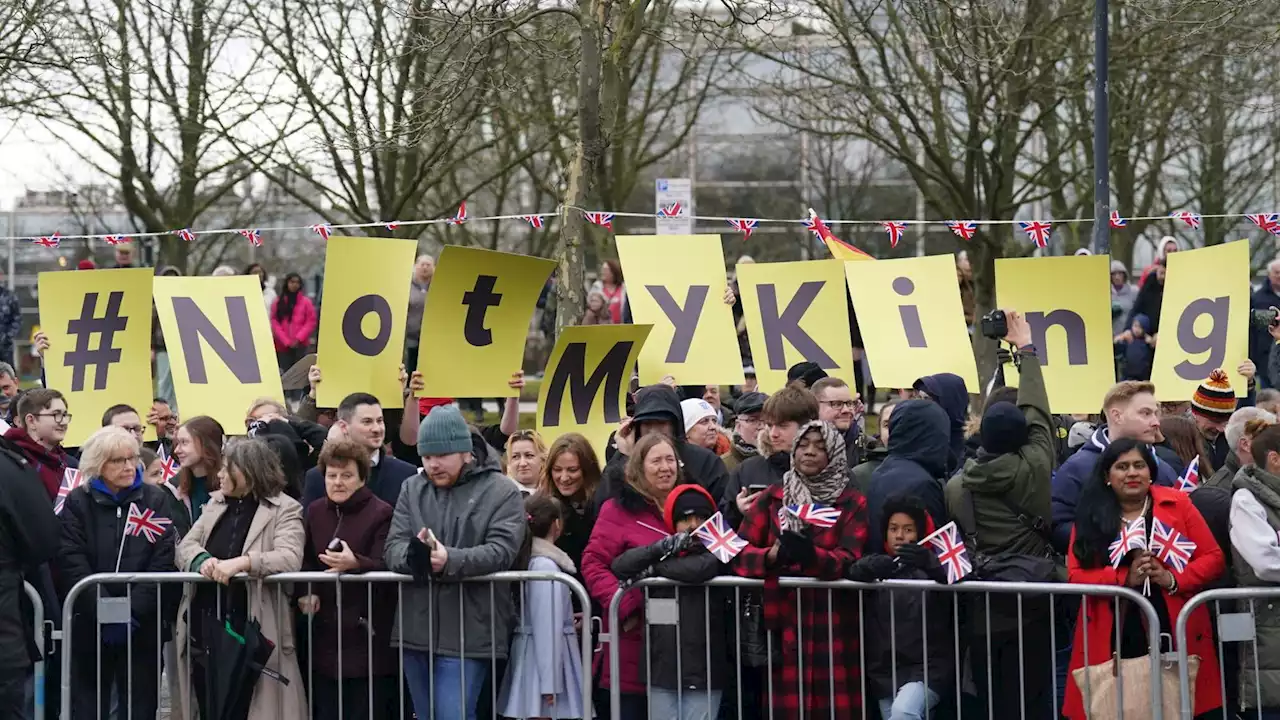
[1117,313,1155,381]
[610,484,728,720]
[140,447,164,485]
[499,495,588,719]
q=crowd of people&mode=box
[7,244,1280,720]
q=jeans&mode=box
[0,668,30,720]
[649,688,722,720]
[403,652,488,720]
[877,682,940,720]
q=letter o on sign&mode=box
[342,295,392,357]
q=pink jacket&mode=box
[580,488,670,693]
[270,294,317,352]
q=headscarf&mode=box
[782,420,848,532]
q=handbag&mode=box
[1070,607,1200,719]
[740,589,781,668]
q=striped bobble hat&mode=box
[1191,369,1235,422]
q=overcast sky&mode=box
[0,119,106,211]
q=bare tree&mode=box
[0,0,63,110]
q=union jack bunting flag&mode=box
[174,228,196,242]
[1109,211,1128,228]
[32,233,61,248]
[924,521,972,584]
[54,468,83,515]
[1108,516,1147,568]
[1248,213,1280,235]
[726,219,758,241]
[693,512,748,563]
[447,202,467,225]
[521,215,545,229]
[1019,220,1053,248]
[1173,211,1202,229]
[239,229,262,247]
[310,223,333,240]
[583,212,615,231]
[125,503,172,544]
[104,235,131,245]
[1148,517,1196,573]
[1176,456,1200,493]
[656,202,682,217]
[946,221,976,241]
[158,445,180,485]
[783,503,841,529]
[882,221,907,248]
[384,221,400,231]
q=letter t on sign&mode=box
[461,275,503,347]
[645,285,708,363]
[756,283,837,370]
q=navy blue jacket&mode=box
[301,452,418,510]
[912,373,970,473]
[1049,426,1177,552]
[865,400,951,554]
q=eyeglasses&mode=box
[121,425,144,435]
[819,400,863,411]
[36,411,72,423]
[107,454,140,466]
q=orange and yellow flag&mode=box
[807,209,875,261]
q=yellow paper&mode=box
[995,255,1117,413]
[316,236,417,407]
[38,269,155,446]
[154,276,282,434]
[1151,241,1250,400]
[418,247,556,397]
[616,234,744,386]
[537,324,652,459]
[845,255,979,391]
[736,260,856,393]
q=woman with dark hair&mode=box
[171,416,224,524]
[270,272,317,371]
[172,438,306,720]
[539,432,602,569]
[1160,414,1213,478]
[245,263,275,312]
[1064,437,1224,719]
[589,260,626,325]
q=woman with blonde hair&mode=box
[504,429,547,496]
[538,432,602,569]
[172,438,306,720]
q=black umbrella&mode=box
[193,612,287,720]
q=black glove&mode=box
[845,554,899,582]
[406,537,432,582]
[778,531,816,568]
[895,543,949,584]
[657,532,692,557]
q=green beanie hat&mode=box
[417,405,472,456]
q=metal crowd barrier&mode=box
[607,577,1165,720]
[58,570,593,720]
[24,581,44,720]
[1175,586,1280,720]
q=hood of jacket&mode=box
[532,536,577,573]
[454,431,504,487]
[913,373,969,467]
[1234,464,1280,512]
[885,400,950,477]
[631,385,685,442]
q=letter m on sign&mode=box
[542,341,634,426]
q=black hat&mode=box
[734,391,768,416]
[663,484,717,532]
[980,402,1028,455]
[787,361,828,388]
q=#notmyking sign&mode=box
[36,237,1252,448]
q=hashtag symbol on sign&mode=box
[65,292,128,392]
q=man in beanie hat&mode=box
[723,390,767,472]
[787,361,828,389]
[1193,368,1242,471]
[384,404,526,720]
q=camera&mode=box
[1251,308,1279,328]
[981,309,1007,339]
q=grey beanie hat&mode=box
[417,405,472,456]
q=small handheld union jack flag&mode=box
[783,503,841,529]
[32,232,61,248]
[239,229,262,247]
[882,221,907,248]
[1110,211,1128,228]
[1019,220,1053,249]
[1176,456,1199,493]
[104,235,131,245]
[447,202,467,225]
[1173,211,1202,229]
[727,219,758,241]
[125,502,172,544]
[1108,516,1147,568]
[693,511,748,563]
[945,221,976,241]
[54,468,83,515]
[803,210,827,237]
[310,223,333,240]
[174,228,196,242]
[583,212,615,231]
[158,445,180,485]
[521,215,545,229]
[1248,213,1280,235]
[1148,517,1196,573]
[656,202,682,218]
[923,521,972,584]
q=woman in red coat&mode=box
[270,272,317,371]
[733,420,868,720]
[1065,437,1225,719]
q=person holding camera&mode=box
[1250,260,1280,387]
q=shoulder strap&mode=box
[958,486,1054,547]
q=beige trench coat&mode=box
[171,491,307,720]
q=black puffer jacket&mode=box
[864,563,955,700]
[58,472,178,635]
[865,401,951,554]
[0,439,58,671]
[594,385,729,509]
[913,373,970,473]
[610,541,729,691]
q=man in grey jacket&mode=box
[385,405,526,720]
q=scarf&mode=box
[782,420,848,533]
[731,431,759,460]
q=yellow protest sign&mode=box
[995,255,1116,413]
[616,234,743,386]
[38,268,154,446]
[736,260,856,393]
[418,247,556,397]
[1151,241,1250,400]
[316,236,417,407]
[154,276,282,434]
[845,254,979,391]
[537,324,652,458]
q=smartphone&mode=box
[327,538,342,552]
[426,528,440,551]
[747,484,768,494]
